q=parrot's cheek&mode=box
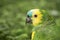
[32,20,40,26]
[32,18,42,26]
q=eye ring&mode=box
[34,14,37,17]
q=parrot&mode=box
[26,9,60,40]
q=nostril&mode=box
[27,15,30,17]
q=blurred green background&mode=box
[0,0,60,40]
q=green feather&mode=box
[32,10,57,40]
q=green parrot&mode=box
[26,9,60,40]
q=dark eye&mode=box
[27,15,30,17]
[34,15,37,17]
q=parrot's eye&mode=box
[34,14,37,17]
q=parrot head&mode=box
[26,9,43,26]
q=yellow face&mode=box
[26,9,43,26]
[31,9,43,26]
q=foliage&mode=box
[0,0,60,40]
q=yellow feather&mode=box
[31,31,35,40]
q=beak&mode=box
[26,17,32,23]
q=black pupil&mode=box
[34,15,37,17]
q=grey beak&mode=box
[26,17,32,23]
